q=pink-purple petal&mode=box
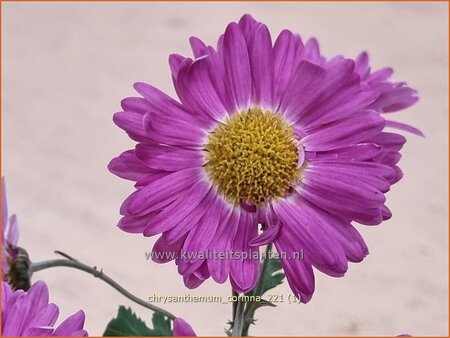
[250,24,273,109]
[52,310,87,336]
[135,143,204,171]
[223,22,252,111]
[230,211,259,292]
[177,57,228,122]
[108,150,154,182]
[385,119,425,137]
[302,111,385,151]
[207,208,238,283]
[143,179,212,236]
[123,168,203,216]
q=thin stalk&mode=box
[231,296,245,336]
[31,252,176,320]
[241,243,273,336]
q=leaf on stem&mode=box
[260,258,285,295]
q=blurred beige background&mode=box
[2,2,448,336]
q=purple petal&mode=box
[182,198,225,261]
[369,83,418,113]
[248,223,280,247]
[203,46,237,114]
[108,150,154,182]
[120,97,152,115]
[3,294,33,335]
[280,60,326,120]
[274,233,315,303]
[23,327,55,336]
[143,179,212,236]
[189,36,207,58]
[6,214,19,246]
[183,271,206,289]
[118,214,157,234]
[274,197,348,277]
[52,310,87,336]
[152,233,186,263]
[164,189,216,244]
[311,144,383,162]
[250,24,273,109]
[283,59,366,127]
[298,82,378,129]
[177,57,228,122]
[299,168,386,225]
[238,14,261,47]
[230,211,259,292]
[354,51,370,79]
[2,281,12,315]
[367,67,393,83]
[305,161,395,192]
[135,143,204,172]
[207,208,238,283]
[107,153,153,182]
[113,111,147,140]
[300,38,322,64]
[273,30,303,109]
[123,168,203,216]
[27,280,50,311]
[27,303,59,329]
[374,149,402,166]
[370,132,406,151]
[385,119,424,137]
[302,111,385,151]
[382,205,393,220]
[310,210,369,262]
[177,256,205,277]
[144,111,207,148]
[134,81,209,128]
[223,22,252,111]
[169,54,186,80]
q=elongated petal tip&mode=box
[249,224,280,247]
[52,310,87,336]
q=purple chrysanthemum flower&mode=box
[2,280,88,336]
[173,318,197,336]
[109,14,419,303]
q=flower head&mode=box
[109,14,419,302]
[2,177,32,291]
[2,280,88,336]
[2,177,19,276]
[173,318,196,336]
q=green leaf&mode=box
[103,306,173,336]
[151,312,173,336]
[260,258,285,295]
[258,299,277,308]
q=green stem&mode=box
[232,296,245,336]
[31,251,176,320]
[241,243,273,336]
[231,289,238,323]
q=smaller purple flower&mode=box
[2,177,19,276]
[173,318,196,336]
[2,280,88,336]
[2,177,32,291]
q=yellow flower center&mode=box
[204,108,300,204]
